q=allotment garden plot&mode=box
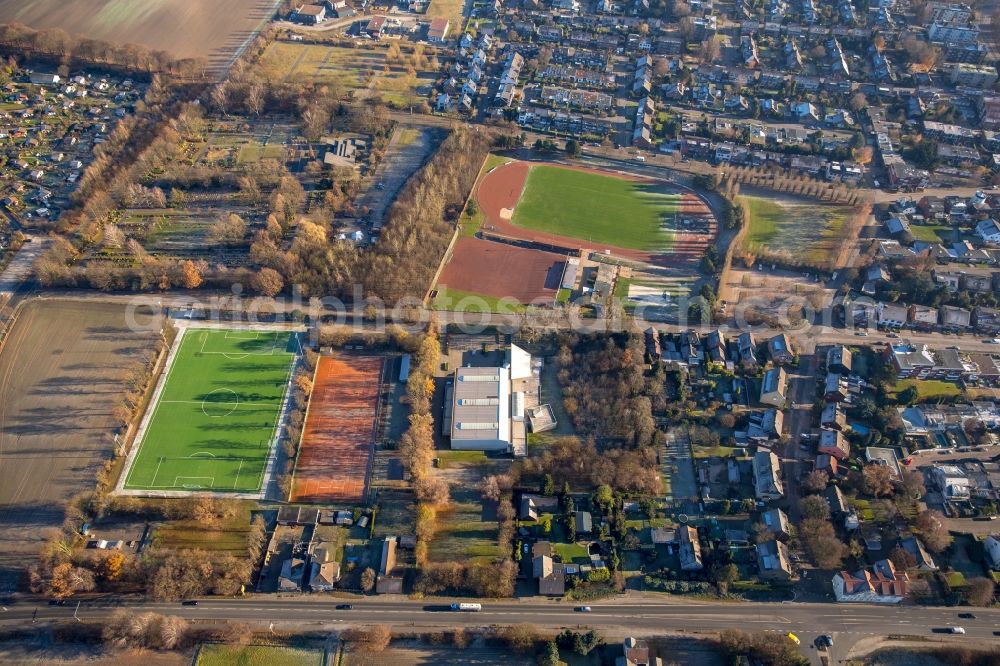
[121,328,297,495]
[258,41,436,106]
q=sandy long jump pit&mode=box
[291,355,383,504]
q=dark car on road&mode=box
[959,613,977,619]
[181,600,198,606]
[336,604,354,610]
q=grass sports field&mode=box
[122,328,297,494]
[741,195,849,263]
[511,165,677,250]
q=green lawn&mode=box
[462,154,511,238]
[692,445,736,459]
[122,328,297,493]
[197,644,322,666]
[743,197,785,246]
[436,449,488,466]
[426,0,466,36]
[511,165,677,250]
[908,224,954,244]
[741,195,850,264]
[893,378,963,401]
[432,286,529,313]
[554,542,590,564]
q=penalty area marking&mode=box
[174,476,215,490]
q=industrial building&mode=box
[447,344,533,454]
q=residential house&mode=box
[900,535,938,571]
[366,16,387,38]
[753,450,784,501]
[832,559,908,603]
[761,508,791,541]
[756,539,793,580]
[308,559,341,591]
[865,447,902,479]
[575,511,593,535]
[295,4,327,23]
[821,403,847,430]
[617,637,662,666]
[427,17,450,42]
[767,333,795,365]
[759,367,788,407]
[816,453,838,476]
[825,484,849,515]
[827,345,852,374]
[376,537,403,594]
[977,218,1000,243]
[279,557,306,591]
[986,535,1000,569]
[534,555,566,596]
[678,525,703,571]
[909,304,939,330]
[974,307,1000,334]
[520,494,559,520]
[888,343,972,380]
[940,305,972,330]
[819,428,850,460]
[747,408,784,441]
[931,464,971,499]
[877,302,908,329]
[825,373,849,402]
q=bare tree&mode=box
[210,82,229,116]
[246,83,264,117]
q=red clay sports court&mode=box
[291,355,383,504]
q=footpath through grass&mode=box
[123,328,296,494]
[511,165,677,251]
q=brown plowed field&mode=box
[0,0,278,72]
[0,299,162,591]
[438,237,565,303]
[291,356,383,505]
[476,160,715,268]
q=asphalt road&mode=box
[22,287,1000,359]
[2,597,998,661]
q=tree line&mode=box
[0,23,208,78]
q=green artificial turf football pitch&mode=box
[510,165,678,251]
[122,328,297,493]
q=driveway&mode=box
[0,236,48,296]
